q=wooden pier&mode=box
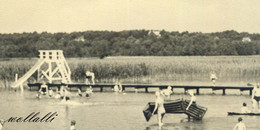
[27,83,254,95]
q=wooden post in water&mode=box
[100,87,103,92]
[145,87,148,93]
[222,89,226,95]
[250,89,252,95]
[196,88,200,95]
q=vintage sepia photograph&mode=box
[1,0,260,129]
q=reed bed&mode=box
[1,56,260,87]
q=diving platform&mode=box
[27,83,254,95]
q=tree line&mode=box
[1,30,260,58]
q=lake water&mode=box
[0,89,260,130]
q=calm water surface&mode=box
[0,89,260,130]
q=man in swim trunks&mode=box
[37,82,49,98]
[251,83,260,111]
[152,91,165,127]
[85,71,95,84]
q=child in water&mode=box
[241,103,250,113]
[70,120,76,130]
[0,119,6,130]
[233,117,246,130]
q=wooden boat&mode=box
[143,99,207,121]
[228,112,260,116]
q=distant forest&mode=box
[1,30,260,58]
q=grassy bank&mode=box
[1,56,260,87]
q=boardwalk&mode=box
[27,83,254,95]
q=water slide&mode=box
[12,59,45,88]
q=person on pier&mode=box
[186,90,196,110]
[210,71,217,86]
[85,71,95,84]
[152,91,165,127]
[114,81,123,93]
[251,83,260,112]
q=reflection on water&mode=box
[0,90,260,130]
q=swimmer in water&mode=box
[186,90,196,110]
[0,119,6,130]
[85,86,93,97]
[251,83,260,112]
[233,117,246,130]
[77,88,82,97]
[85,71,95,84]
[152,91,165,127]
[70,120,76,130]
[241,103,250,113]
[161,86,172,98]
[37,81,49,98]
[48,89,54,97]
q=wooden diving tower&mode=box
[13,50,71,91]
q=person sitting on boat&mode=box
[186,90,196,110]
[251,83,260,112]
[85,86,93,97]
[241,103,250,113]
[85,71,95,84]
[152,91,165,127]
[70,120,76,130]
[37,81,49,98]
[233,117,246,130]
[161,86,172,98]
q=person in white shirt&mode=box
[233,117,246,130]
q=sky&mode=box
[0,0,260,33]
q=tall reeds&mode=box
[1,56,260,87]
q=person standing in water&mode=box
[0,119,6,130]
[251,83,260,112]
[85,71,95,84]
[152,91,165,127]
[186,90,196,110]
[233,117,246,130]
[37,81,49,98]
